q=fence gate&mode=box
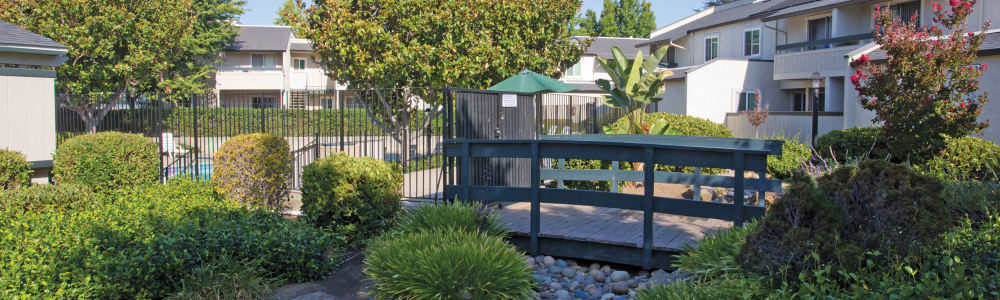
[447,89,537,191]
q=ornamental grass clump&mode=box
[851,0,991,164]
[52,131,159,192]
[395,201,507,237]
[364,229,534,300]
[0,149,32,190]
[212,133,293,210]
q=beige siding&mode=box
[685,59,782,123]
[725,113,844,142]
[0,75,56,163]
[671,19,779,68]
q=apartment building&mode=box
[638,0,1000,143]
[214,25,344,108]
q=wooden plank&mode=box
[530,142,540,255]
[540,169,783,193]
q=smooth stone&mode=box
[550,266,564,274]
[628,279,638,288]
[524,257,536,267]
[543,256,556,266]
[556,259,567,267]
[549,282,562,290]
[600,265,612,273]
[538,267,549,274]
[610,271,630,282]
[567,259,578,267]
[589,263,602,271]
[574,274,585,282]
[637,270,649,277]
[292,291,335,300]
[554,289,570,299]
[536,256,545,264]
[539,291,553,299]
[583,275,596,285]
[601,293,616,300]
[628,290,637,297]
[589,294,601,300]
[604,277,612,284]
[575,290,589,299]
[613,296,627,300]
[586,286,600,294]
[561,268,576,278]
[589,270,606,282]
[611,282,629,295]
[568,281,580,291]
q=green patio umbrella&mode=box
[487,70,578,94]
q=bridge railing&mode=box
[443,134,783,268]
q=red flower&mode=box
[851,74,861,85]
[950,0,959,6]
[856,69,863,75]
[978,110,983,114]
[969,32,975,37]
[874,4,881,10]
[983,64,989,71]
[960,102,967,107]
[933,3,943,11]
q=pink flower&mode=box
[950,0,959,7]
[933,3,943,11]
[851,74,860,84]
[978,110,983,114]
[856,69,863,75]
[982,64,989,71]
[874,4,881,10]
[927,52,934,58]
[960,102,967,107]
[969,32,975,37]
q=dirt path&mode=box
[269,251,372,300]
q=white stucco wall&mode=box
[685,59,781,123]
[674,19,778,67]
[0,74,56,163]
[656,80,687,114]
[976,55,1000,143]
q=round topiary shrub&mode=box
[917,136,1000,182]
[212,133,293,210]
[737,161,953,281]
[395,201,507,237]
[364,229,534,299]
[0,149,32,190]
[300,153,401,243]
[815,127,888,162]
[766,134,812,180]
[53,132,159,192]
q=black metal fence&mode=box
[55,88,629,200]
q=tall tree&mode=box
[289,0,587,162]
[274,0,306,36]
[0,0,244,133]
[572,9,600,36]
[579,0,656,38]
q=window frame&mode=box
[743,27,761,57]
[251,54,264,68]
[704,35,720,62]
[292,58,307,71]
[792,92,807,112]
[565,61,583,78]
[737,90,759,112]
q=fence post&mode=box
[530,141,540,255]
[611,161,619,193]
[192,95,200,181]
[314,130,320,161]
[156,95,165,184]
[260,102,266,133]
[556,158,566,189]
[461,141,471,202]
[642,147,654,269]
[733,152,745,225]
[338,90,345,152]
[693,167,702,201]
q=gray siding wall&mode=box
[0,74,56,163]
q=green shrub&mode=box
[738,161,953,281]
[52,131,158,192]
[0,181,336,298]
[815,126,888,162]
[0,184,93,214]
[395,201,507,237]
[917,136,1000,182]
[167,256,282,300]
[364,229,534,299]
[301,153,402,244]
[942,181,1000,222]
[766,134,811,180]
[211,133,293,210]
[0,149,32,190]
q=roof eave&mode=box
[0,44,67,56]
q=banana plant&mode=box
[595,45,676,134]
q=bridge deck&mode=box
[497,202,732,252]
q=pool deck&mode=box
[496,202,732,252]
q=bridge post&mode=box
[642,147,654,268]
[733,152,745,225]
[530,142,540,255]
[461,142,471,202]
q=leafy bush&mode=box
[364,229,534,299]
[395,201,507,237]
[301,153,402,244]
[942,181,1000,222]
[167,256,282,300]
[0,184,93,214]
[737,161,952,280]
[917,136,1000,182]
[766,134,811,180]
[0,149,32,190]
[212,133,293,210]
[815,126,888,162]
[52,131,159,192]
[0,181,336,298]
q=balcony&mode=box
[290,70,336,90]
[773,33,873,80]
[216,67,284,90]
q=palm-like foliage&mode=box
[596,45,676,134]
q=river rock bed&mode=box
[526,255,690,300]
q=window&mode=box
[704,36,719,61]
[738,91,759,111]
[816,91,826,112]
[251,54,264,68]
[293,58,306,70]
[252,96,276,109]
[744,28,761,57]
[322,97,335,109]
[565,61,583,77]
[792,92,806,111]
[808,17,832,50]
[891,1,921,26]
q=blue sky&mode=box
[238,0,705,31]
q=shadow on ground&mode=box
[269,251,372,300]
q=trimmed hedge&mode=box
[0,149,32,190]
[52,132,159,192]
[0,181,336,298]
[301,153,402,244]
[212,133,293,210]
[766,134,811,180]
[917,136,1000,182]
[0,184,94,214]
[815,127,888,161]
[364,229,534,299]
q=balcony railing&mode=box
[777,33,874,54]
[216,66,282,72]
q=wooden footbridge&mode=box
[442,134,784,269]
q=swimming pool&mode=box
[164,162,213,181]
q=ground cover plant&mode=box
[0,180,336,298]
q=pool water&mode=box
[165,163,213,181]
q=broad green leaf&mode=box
[611,47,629,74]
[625,53,643,92]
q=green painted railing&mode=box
[443,134,783,268]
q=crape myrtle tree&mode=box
[851,0,990,163]
[289,0,587,163]
[0,0,244,133]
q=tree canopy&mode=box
[274,0,306,37]
[573,0,656,38]
[292,0,587,89]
